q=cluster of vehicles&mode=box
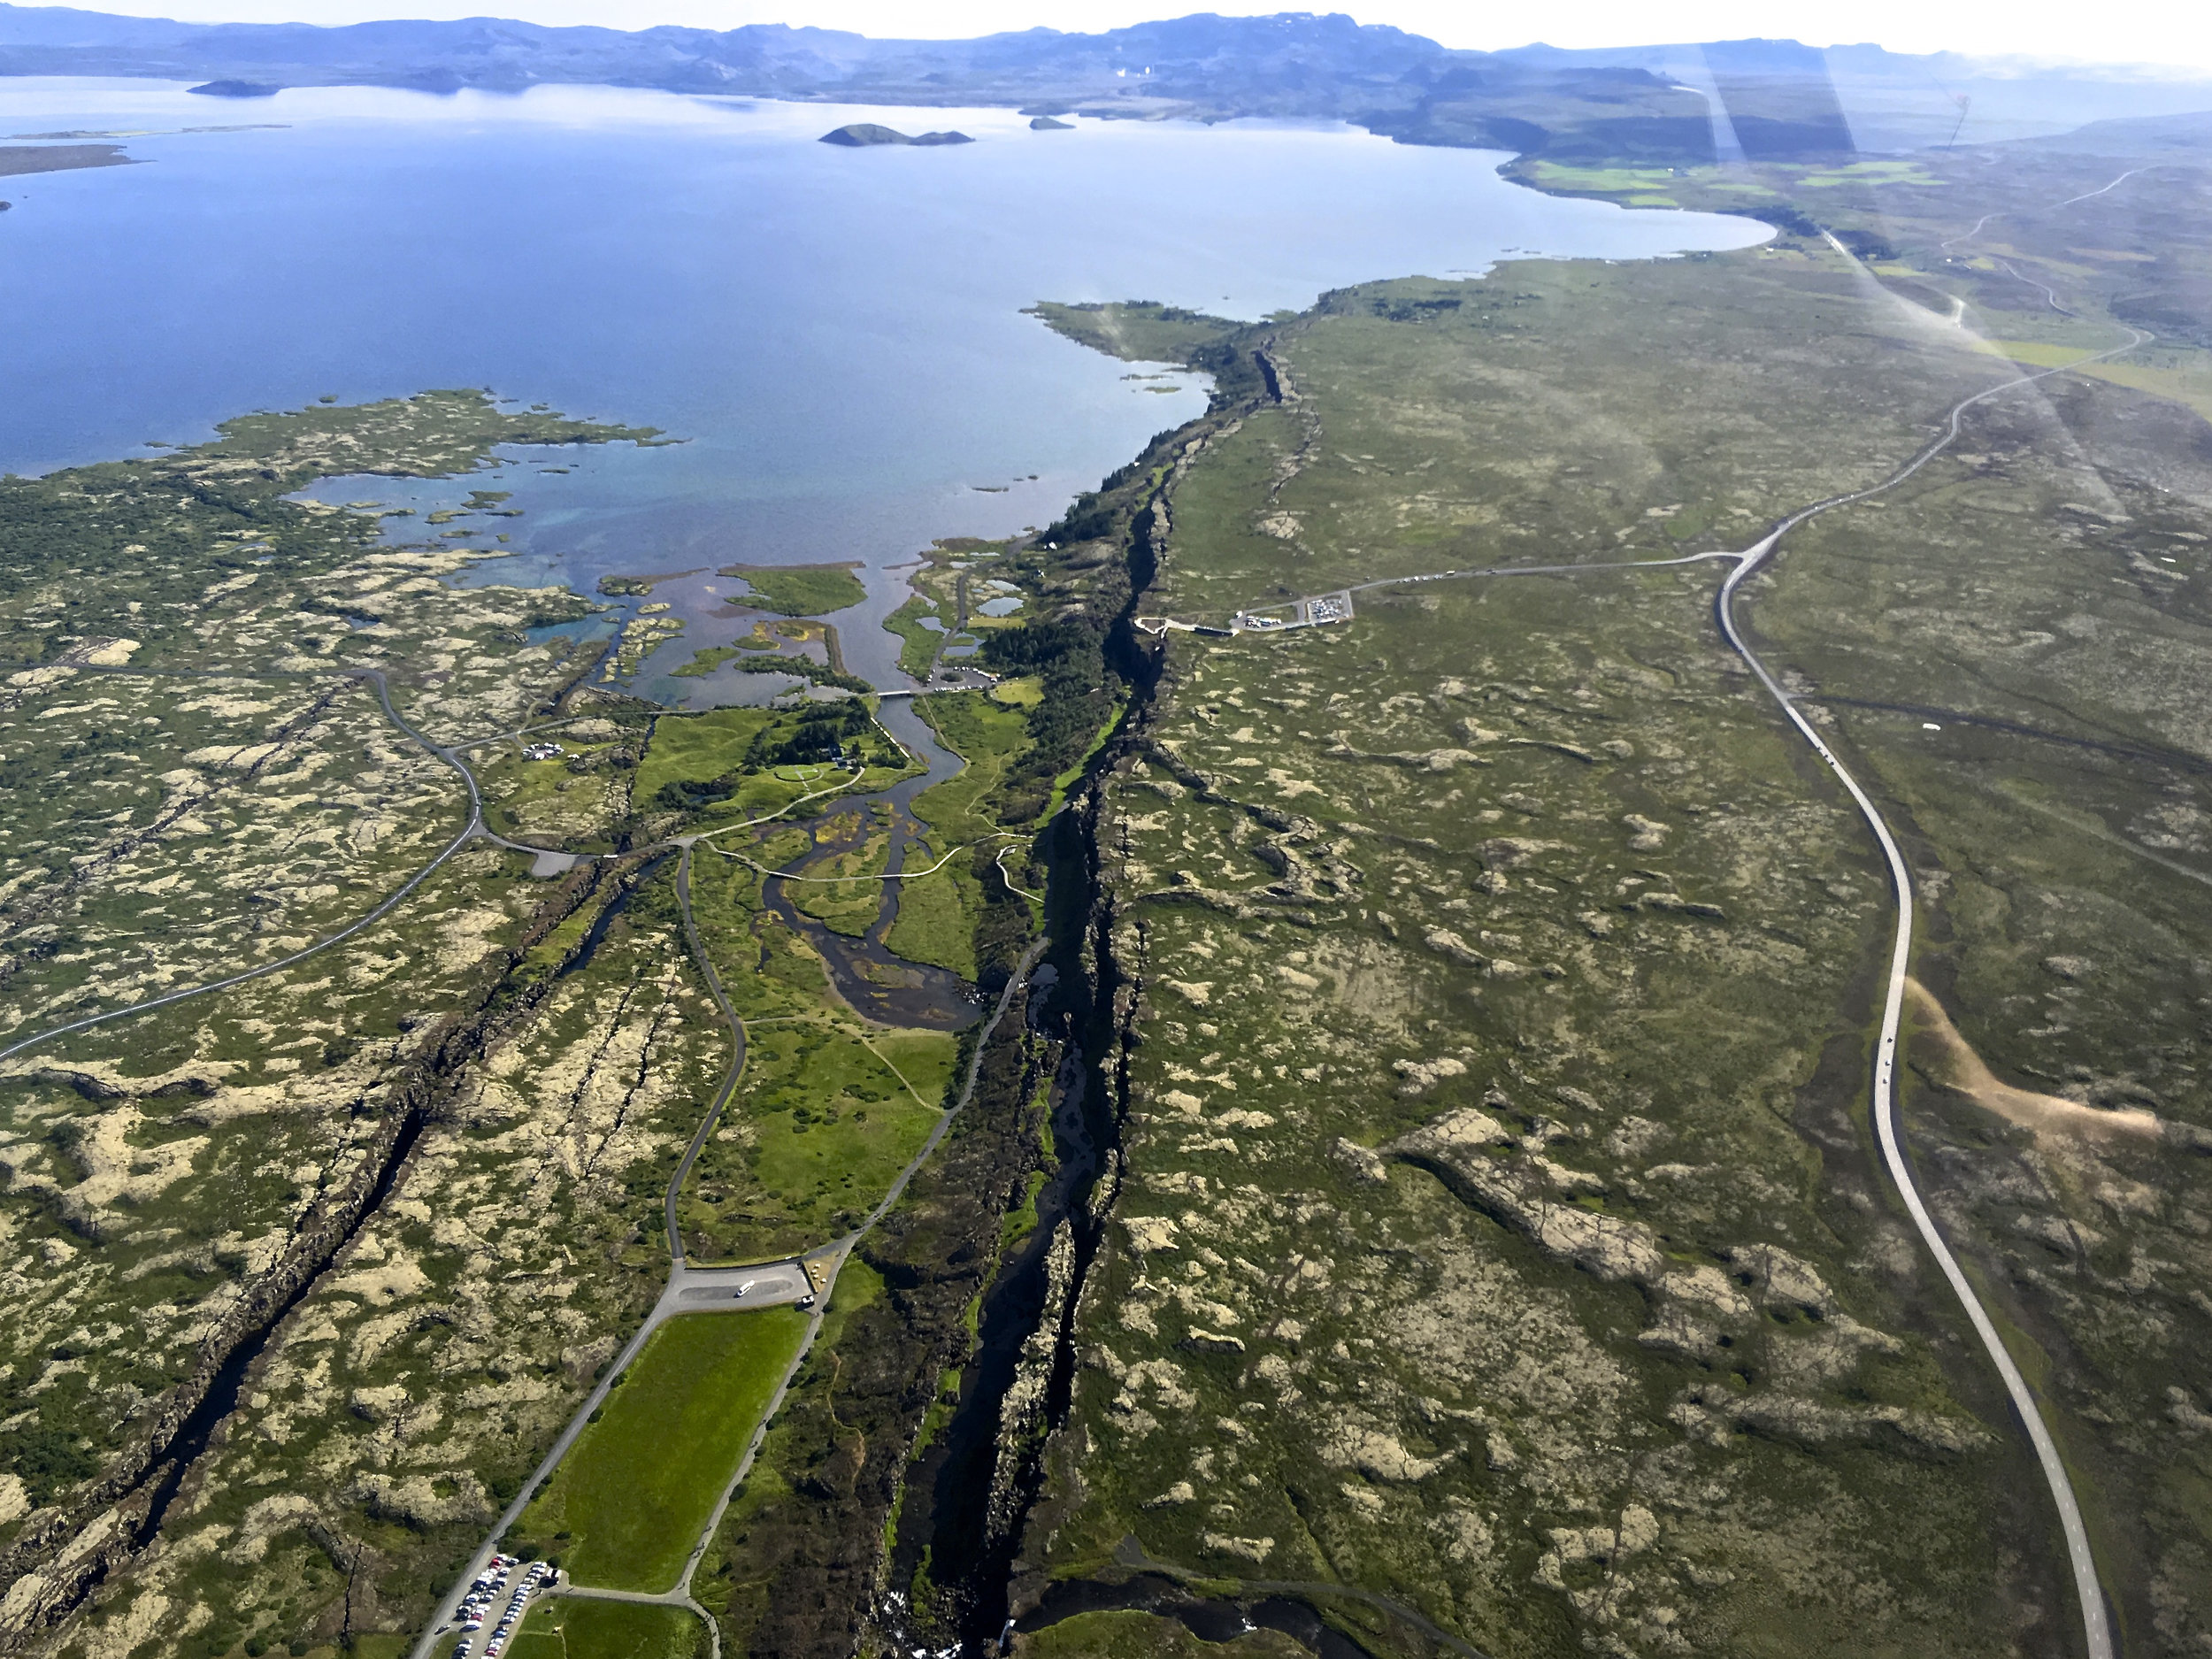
[1225,592,1354,634]
[445,1556,557,1658]
[727,1277,816,1307]
[1304,592,1352,625]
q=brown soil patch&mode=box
[1905,978,2159,1143]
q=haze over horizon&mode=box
[12,0,2212,75]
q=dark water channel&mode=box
[751,696,979,1029]
[884,1039,1102,1647]
[1020,1578,1380,1659]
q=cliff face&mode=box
[982,1219,1076,1548]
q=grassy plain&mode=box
[671,837,960,1263]
[883,692,1036,976]
[915,695,1033,832]
[631,705,913,833]
[1018,226,2212,1659]
[630,707,778,803]
[880,858,979,979]
[510,1310,807,1591]
[733,1023,940,1225]
[870,1025,963,1109]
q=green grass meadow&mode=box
[675,1020,946,1257]
[632,708,779,804]
[508,1598,704,1659]
[510,1310,808,1592]
[884,690,1036,972]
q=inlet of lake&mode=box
[0,78,1770,697]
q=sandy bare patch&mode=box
[1906,979,2158,1143]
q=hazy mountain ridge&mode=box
[7,4,2212,160]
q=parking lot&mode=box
[437,1556,561,1659]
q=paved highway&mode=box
[1185,239,2147,1658]
[1702,256,2141,1659]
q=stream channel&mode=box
[751,697,979,1030]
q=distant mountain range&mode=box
[4,4,2210,162]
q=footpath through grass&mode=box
[509,1309,808,1592]
[508,1598,704,1659]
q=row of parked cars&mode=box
[446,1556,557,1658]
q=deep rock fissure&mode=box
[0,855,634,1647]
[887,341,1311,1656]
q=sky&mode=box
[38,0,2212,74]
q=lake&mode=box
[0,79,1770,694]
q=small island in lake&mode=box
[818,123,975,147]
[1029,114,1073,129]
[188,79,282,97]
[719,560,868,615]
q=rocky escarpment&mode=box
[1378,1100,1989,1457]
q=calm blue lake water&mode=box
[0,79,1769,691]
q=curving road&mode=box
[0,662,528,1067]
[1936,167,2146,319]
[1179,250,2145,1659]
[1702,257,2140,1659]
